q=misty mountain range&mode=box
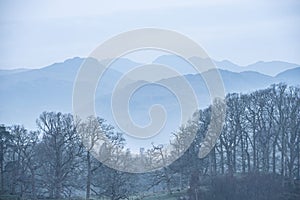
[0,56,300,131]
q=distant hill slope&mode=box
[0,68,30,76]
[276,67,300,86]
[153,55,300,76]
[0,57,299,130]
[245,61,300,76]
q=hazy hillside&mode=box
[0,56,299,130]
[0,68,29,76]
[154,55,300,76]
[276,67,300,86]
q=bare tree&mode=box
[36,112,82,199]
[0,125,12,195]
[9,125,39,199]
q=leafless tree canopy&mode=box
[0,83,299,200]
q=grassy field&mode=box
[142,193,183,200]
[131,190,187,200]
[0,190,188,200]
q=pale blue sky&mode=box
[0,0,299,69]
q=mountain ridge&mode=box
[2,55,300,77]
[0,56,299,130]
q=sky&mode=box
[0,0,300,69]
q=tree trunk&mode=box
[220,144,224,174]
[209,148,217,176]
[281,134,285,176]
[86,151,91,200]
[272,143,276,174]
[31,168,37,200]
[213,147,217,175]
[227,150,233,175]
[0,141,4,194]
[247,150,251,172]
[233,139,236,173]
[297,142,300,180]
[164,167,172,195]
[241,133,246,173]
[253,138,257,172]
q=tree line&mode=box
[0,83,299,200]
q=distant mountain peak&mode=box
[0,56,299,129]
